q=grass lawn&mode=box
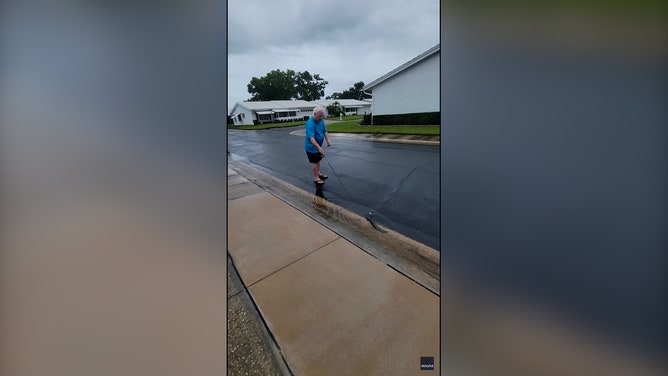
[228,119,440,136]
[326,121,440,136]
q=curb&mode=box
[228,158,440,295]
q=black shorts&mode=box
[306,151,323,163]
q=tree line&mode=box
[246,69,368,102]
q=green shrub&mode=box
[361,113,372,125]
[371,111,440,125]
[326,102,343,117]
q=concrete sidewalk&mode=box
[227,162,440,375]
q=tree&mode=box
[247,69,297,101]
[327,81,367,100]
[247,69,328,101]
[294,71,328,102]
[326,101,343,117]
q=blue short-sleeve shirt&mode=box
[304,117,327,153]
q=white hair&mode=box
[313,106,324,115]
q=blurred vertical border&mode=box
[1,2,228,376]
[442,1,667,375]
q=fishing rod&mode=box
[323,154,386,233]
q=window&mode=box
[275,111,297,118]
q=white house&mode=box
[363,44,440,118]
[312,99,372,117]
[229,100,318,125]
[313,99,371,116]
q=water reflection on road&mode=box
[228,128,440,250]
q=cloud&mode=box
[227,0,440,109]
[228,0,377,54]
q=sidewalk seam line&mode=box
[247,236,341,289]
[227,190,266,202]
[385,263,439,296]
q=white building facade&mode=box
[363,44,440,117]
[312,99,372,117]
[229,100,317,125]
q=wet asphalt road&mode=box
[228,126,440,250]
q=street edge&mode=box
[289,129,441,145]
[228,158,441,295]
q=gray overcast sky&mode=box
[227,0,440,111]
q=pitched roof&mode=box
[231,100,317,114]
[363,44,440,90]
[268,100,316,108]
[235,101,275,111]
[313,99,371,107]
